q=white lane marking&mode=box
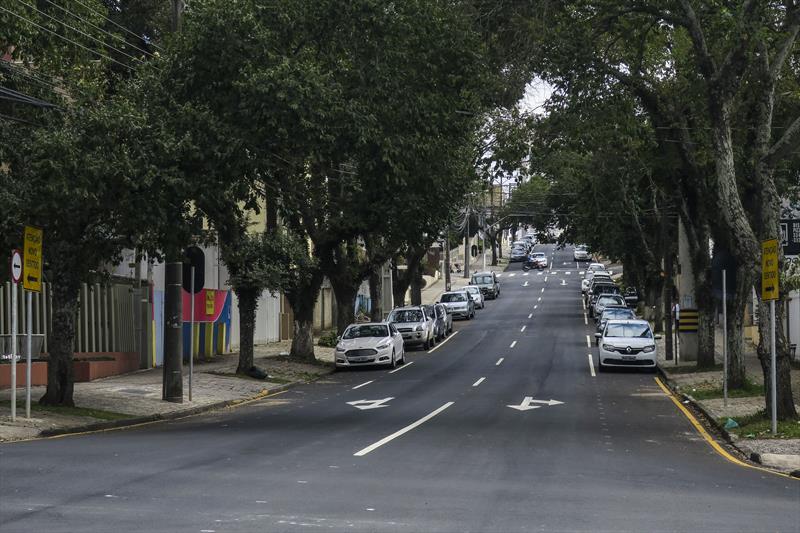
[509,273,516,277]
[580,271,585,275]
[534,305,538,309]
[496,357,504,366]
[389,361,414,373]
[354,402,455,456]
[581,298,586,310]
[428,330,459,353]
[537,271,543,276]
[537,297,542,302]
[541,287,545,293]
[510,341,517,348]
[348,397,394,410]
[586,335,591,348]
[588,353,596,377]
[523,272,530,276]
[352,380,373,390]
[520,325,526,332]
[472,377,485,387]
[584,313,588,325]
[527,313,533,319]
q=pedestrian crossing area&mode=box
[495,270,585,278]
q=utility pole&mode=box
[445,234,451,291]
[163,0,185,403]
[464,208,470,279]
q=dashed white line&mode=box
[389,361,414,373]
[534,305,538,309]
[352,380,373,390]
[509,273,516,277]
[523,272,530,276]
[541,287,545,293]
[510,341,517,348]
[566,271,571,275]
[496,357,504,366]
[584,313,588,325]
[354,402,455,456]
[537,297,542,302]
[544,276,548,282]
[586,335,591,348]
[472,377,486,387]
[587,353,596,377]
[428,330,459,353]
[528,313,533,319]
[520,325,526,332]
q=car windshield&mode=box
[389,310,423,322]
[605,323,653,338]
[532,253,546,258]
[598,296,624,305]
[602,309,634,320]
[342,325,389,339]
[472,275,493,284]
[441,293,466,302]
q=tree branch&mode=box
[764,114,800,169]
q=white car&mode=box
[462,286,485,309]
[582,269,611,294]
[592,294,627,319]
[595,319,661,372]
[335,323,405,369]
[573,245,591,261]
[530,252,548,269]
[388,306,437,350]
[439,291,475,319]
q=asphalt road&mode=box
[1,244,798,532]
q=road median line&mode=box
[354,402,455,456]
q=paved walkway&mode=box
[0,342,334,442]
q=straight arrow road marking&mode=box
[510,341,517,348]
[428,330,459,353]
[496,357,504,366]
[354,402,455,456]
[472,377,485,387]
[520,325,526,332]
[587,353,596,377]
[352,380,373,390]
[561,279,567,286]
[347,397,394,410]
[389,361,414,373]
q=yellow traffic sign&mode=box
[761,239,779,301]
[22,226,43,292]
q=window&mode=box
[605,323,653,338]
[441,293,466,302]
[388,310,424,322]
[343,325,389,339]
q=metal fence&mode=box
[0,281,137,354]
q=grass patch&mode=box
[683,378,764,400]
[666,363,723,375]
[0,400,129,421]
[723,411,800,440]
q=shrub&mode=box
[317,330,339,348]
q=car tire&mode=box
[399,349,406,365]
[423,339,430,350]
[389,350,397,369]
[597,359,604,373]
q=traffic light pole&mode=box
[163,260,183,402]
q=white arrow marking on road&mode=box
[561,279,567,286]
[347,397,394,410]
[510,341,517,348]
[529,399,565,406]
[496,357,504,366]
[520,325,526,332]
[352,380,373,390]
[507,397,541,411]
[523,281,529,287]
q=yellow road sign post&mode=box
[761,239,779,435]
[22,226,43,293]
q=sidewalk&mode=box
[657,330,800,474]
[0,341,335,442]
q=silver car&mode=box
[462,286,485,309]
[388,306,436,350]
[334,323,405,369]
[433,303,453,339]
[593,294,627,320]
[595,319,661,372]
[439,291,475,320]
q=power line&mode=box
[0,112,41,127]
[0,85,61,109]
[71,0,164,52]
[12,0,148,68]
[42,0,157,60]
[0,6,134,71]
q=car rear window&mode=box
[472,275,493,284]
[441,293,466,302]
[389,310,423,322]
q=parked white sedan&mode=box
[595,319,661,372]
[334,323,405,369]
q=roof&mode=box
[605,319,649,325]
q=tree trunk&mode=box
[727,264,752,389]
[410,267,424,306]
[757,297,798,419]
[291,317,315,363]
[369,267,383,322]
[694,267,717,369]
[235,287,259,375]
[286,276,322,364]
[40,280,79,406]
[392,261,409,307]
[332,281,358,335]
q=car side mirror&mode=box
[594,333,602,338]
[654,334,663,340]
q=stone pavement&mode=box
[657,329,800,472]
[0,341,335,442]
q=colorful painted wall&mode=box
[181,289,232,360]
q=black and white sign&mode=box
[781,219,800,258]
[10,250,22,283]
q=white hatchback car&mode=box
[595,319,661,372]
[335,323,405,369]
[462,286,485,309]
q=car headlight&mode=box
[335,345,345,352]
[376,342,390,350]
[602,344,615,351]
[415,325,424,332]
[643,345,655,353]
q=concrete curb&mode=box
[657,365,800,478]
[29,380,306,440]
